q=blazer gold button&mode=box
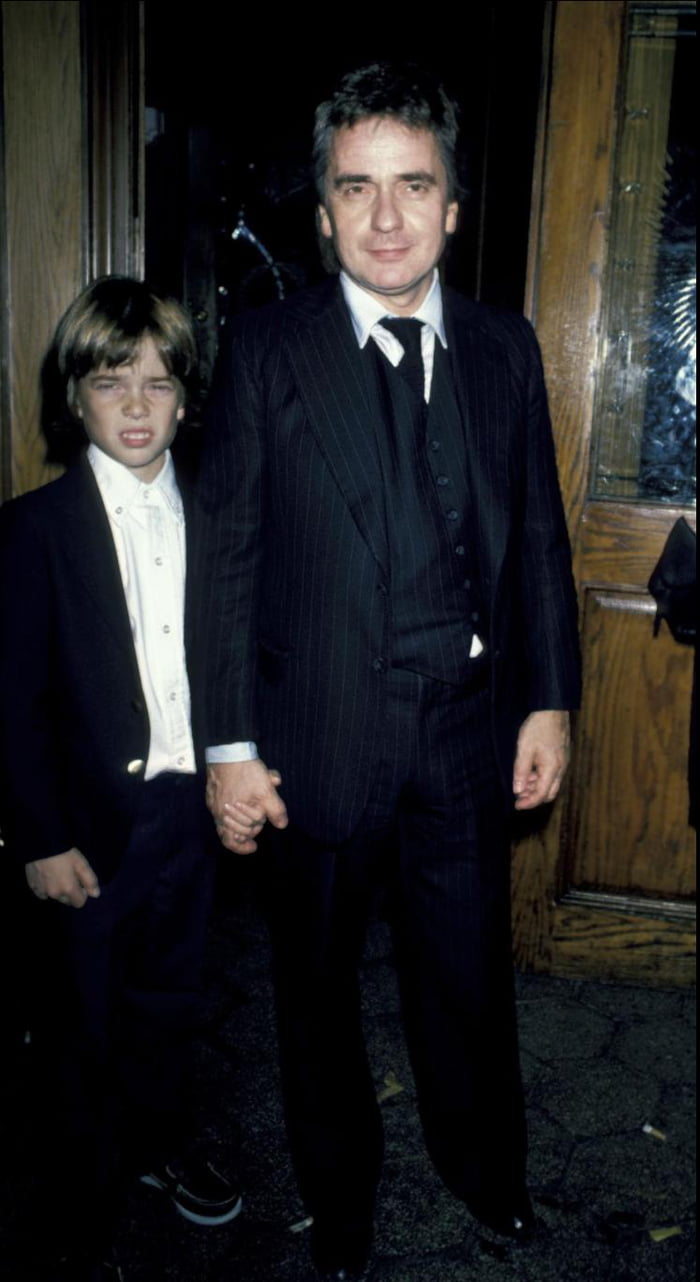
[126,759,145,775]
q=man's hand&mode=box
[206,760,288,853]
[513,710,571,811]
[25,848,101,908]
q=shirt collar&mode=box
[87,444,183,521]
[339,269,448,349]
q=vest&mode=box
[361,336,484,685]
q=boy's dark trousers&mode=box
[27,771,215,1261]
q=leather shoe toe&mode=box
[316,1270,369,1282]
[467,1190,536,1241]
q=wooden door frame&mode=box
[515,0,695,984]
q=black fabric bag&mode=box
[648,517,697,645]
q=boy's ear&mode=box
[176,405,185,421]
[67,376,82,418]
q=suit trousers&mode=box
[26,771,215,1258]
[264,665,527,1242]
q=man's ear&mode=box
[318,205,333,240]
[445,200,459,236]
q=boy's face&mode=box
[74,337,185,482]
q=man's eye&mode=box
[149,383,174,393]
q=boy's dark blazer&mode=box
[0,450,205,881]
[200,278,581,842]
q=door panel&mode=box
[570,588,694,899]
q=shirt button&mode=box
[177,756,185,766]
[115,506,123,516]
[372,658,386,673]
[429,440,440,451]
[143,490,150,500]
[155,556,163,566]
[162,624,171,634]
[169,691,177,702]
[436,475,449,487]
[455,545,465,557]
[446,509,459,522]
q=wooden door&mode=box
[512,0,696,985]
[0,0,143,502]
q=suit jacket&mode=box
[199,279,581,842]
[0,451,205,879]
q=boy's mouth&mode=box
[120,430,153,446]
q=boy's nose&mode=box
[124,392,147,417]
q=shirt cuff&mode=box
[205,742,259,764]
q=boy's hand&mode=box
[206,760,288,853]
[25,848,101,908]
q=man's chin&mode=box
[346,268,434,311]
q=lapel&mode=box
[54,455,140,660]
[283,282,390,574]
[173,457,201,665]
[443,291,513,603]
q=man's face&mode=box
[74,336,184,482]
[319,116,458,316]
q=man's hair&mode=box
[312,61,461,204]
[43,276,200,464]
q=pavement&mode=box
[1,856,695,1282]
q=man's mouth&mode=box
[368,246,411,259]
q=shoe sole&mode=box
[140,1173,243,1226]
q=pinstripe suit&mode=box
[199,277,580,1238]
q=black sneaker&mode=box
[140,1157,242,1226]
[51,1248,124,1281]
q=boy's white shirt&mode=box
[88,443,196,778]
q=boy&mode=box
[0,278,241,1282]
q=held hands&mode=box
[25,847,101,908]
[206,759,288,853]
[513,710,571,810]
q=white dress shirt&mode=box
[340,267,447,402]
[88,444,196,779]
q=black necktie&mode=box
[380,317,425,403]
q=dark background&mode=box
[144,4,547,383]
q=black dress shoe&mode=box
[310,1215,372,1277]
[465,1189,536,1241]
[315,1269,370,1282]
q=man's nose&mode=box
[372,187,402,232]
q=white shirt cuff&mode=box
[205,742,259,763]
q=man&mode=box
[200,63,581,1282]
